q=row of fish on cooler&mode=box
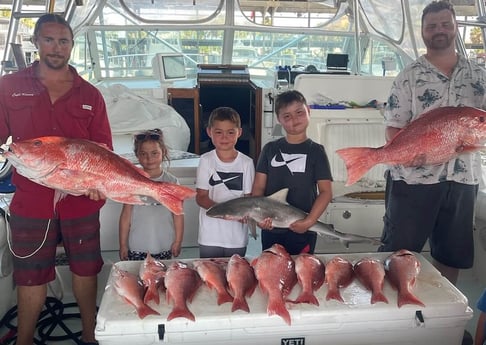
[111,244,424,326]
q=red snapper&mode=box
[336,106,486,186]
[3,136,196,214]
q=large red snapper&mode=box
[385,249,425,308]
[226,254,257,313]
[139,253,167,305]
[164,261,202,321]
[251,244,297,325]
[193,259,233,306]
[292,253,325,306]
[324,256,354,303]
[112,265,160,319]
[336,106,486,186]
[3,136,196,214]
[354,257,388,304]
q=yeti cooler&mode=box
[95,252,472,345]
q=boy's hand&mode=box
[289,218,312,234]
[258,217,273,230]
[171,241,182,257]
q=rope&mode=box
[0,297,88,345]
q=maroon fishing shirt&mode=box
[0,61,113,219]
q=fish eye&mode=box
[480,116,485,123]
[33,140,42,147]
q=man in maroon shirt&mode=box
[0,14,112,345]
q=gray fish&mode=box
[206,189,382,248]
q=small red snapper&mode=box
[4,136,196,214]
[164,261,202,321]
[251,244,297,325]
[226,254,257,313]
[336,106,486,185]
[354,257,388,304]
[193,259,233,306]
[292,253,325,306]
[385,249,425,308]
[139,253,167,305]
[324,256,354,303]
[112,265,160,319]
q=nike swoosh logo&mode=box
[209,174,240,186]
[270,155,302,167]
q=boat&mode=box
[0,0,484,343]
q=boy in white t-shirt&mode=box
[196,107,255,258]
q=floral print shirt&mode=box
[384,54,486,185]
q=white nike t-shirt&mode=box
[196,150,255,248]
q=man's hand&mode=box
[85,189,106,201]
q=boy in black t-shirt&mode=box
[252,90,333,254]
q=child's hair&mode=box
[207,107,241,128]
[133,128,170,163]
[275,90,308,116]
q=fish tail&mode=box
[325,288,344,303]
[335,147,378,186]
[136,304,160,319]
[292,291,320,306]
[397,291,425,308]
[231,296,250,313]
[267,296,291,325]
[167,305,195,321]
[217,290,234,305]
[143,286,160,305]
[371,291,389,304]
[153,183,196,215]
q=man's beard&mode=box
[43,55,69,70]
[424,33,454,50]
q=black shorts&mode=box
[378,175,477,269]
[261,229,317,255]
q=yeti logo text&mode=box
[281,338,305,345]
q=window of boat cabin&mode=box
[69,0,412,82]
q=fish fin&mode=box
[53,190,68,206]
[371,292,389,304]
[291,291,320,306]
[216,290,234,305]
[267,296,292,325]
[267,188,289,204]
[167,306,195,321]
[248,219,258,239]
[151,183,195,215]
[143,285,160,305]
[136,303,160,319]
[231,297,250,313]
[325,289,345,303]
[459,144,485,153]
[335,147,378,186]
[397,291,425,308]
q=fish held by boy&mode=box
[206,188,382,247]
[336,106,486,186]
[2,136,196,215]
